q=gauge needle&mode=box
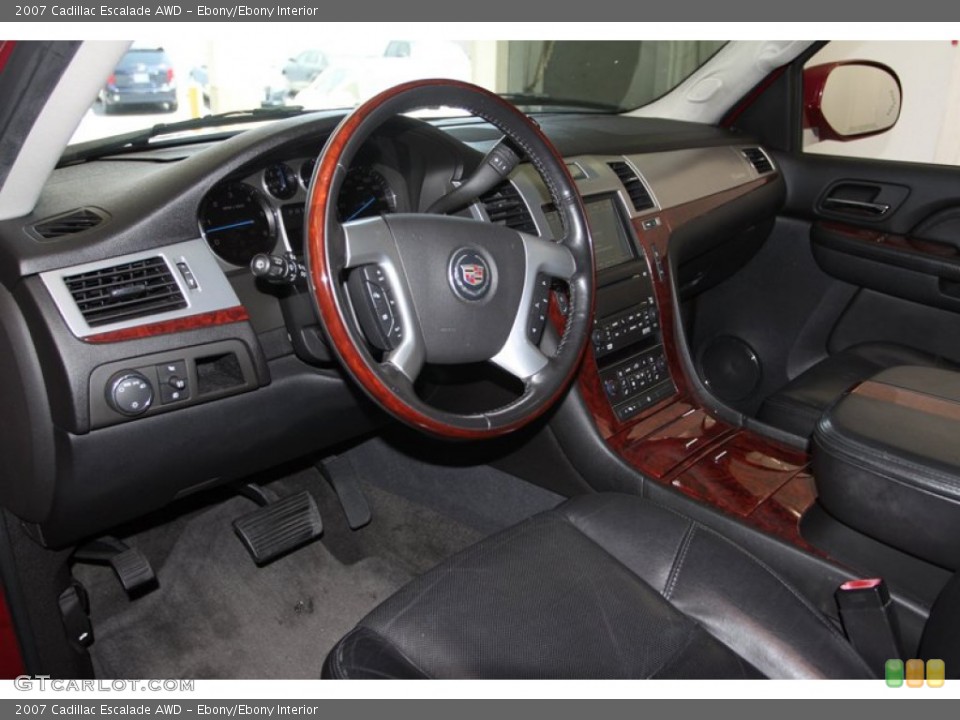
[206,219,255,233]
[346,197,376,221]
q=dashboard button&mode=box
[157,360,190,404]
[107,372,154,416]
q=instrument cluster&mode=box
[199,155,400,267]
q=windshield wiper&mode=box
[59,106,309,166]
[499,93,623,113]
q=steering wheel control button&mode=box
[449,249,493,302]
[156,360,190,404]
[352,265,403,351]
[107,371,155,416]
[527,274,552,344]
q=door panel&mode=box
[779,153,960,235]
[690,151,960,412]
[830,289,960,362]
[811,222,960,313]
[785,151,960,319]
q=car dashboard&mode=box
[0,108,784,548]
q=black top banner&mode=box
[0,1,953,22]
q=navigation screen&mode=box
[545,197,635,271]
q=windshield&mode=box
[70,39,726,146]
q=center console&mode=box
[593,274,673,422]
[550,164,816,552]
[813,366,960,570]
[547,194,676,422]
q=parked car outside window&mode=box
[98,46,177,114]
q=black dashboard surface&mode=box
[0,108,764,547]
[0,114,741,285]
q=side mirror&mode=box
[804,61,902,141]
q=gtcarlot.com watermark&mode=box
[14,677,195,692]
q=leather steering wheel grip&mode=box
[305,79,595,439]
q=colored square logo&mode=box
[885,658,904,687]
[906,658,925,687]
[927,659,945,688]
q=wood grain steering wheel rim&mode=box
[305,79,594,439]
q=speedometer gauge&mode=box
[199,182,276,266]
[337,167,397,222]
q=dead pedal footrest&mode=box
[233,490,323,565]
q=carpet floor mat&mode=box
[73,443,564,679]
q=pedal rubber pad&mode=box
[233,490,323,565]
[109,547,158,596]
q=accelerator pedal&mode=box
[318,455,372,530]
[233,488,323,565]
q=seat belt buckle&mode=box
[835,578,903,674]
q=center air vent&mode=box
[742,147,774,175]
[32,208,107,240]
[64,256,187,327]
[480,182,537,234]
[608,161,655,213]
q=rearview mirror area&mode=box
[804,61,902,142]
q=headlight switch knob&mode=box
[106,371,155,417]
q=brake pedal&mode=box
[233,490,323,565]
[318,455,372,530]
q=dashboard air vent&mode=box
[742,147,774,175]
[64,256,187,327]
[33,208,106,239]
[480,182,537,234]
[608,161,654,212]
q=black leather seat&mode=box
[323,494,878,679]
[758,342,957,438]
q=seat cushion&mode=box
[323,494,874,679]
[758,342,956,437]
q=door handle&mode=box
[822,197,891,216]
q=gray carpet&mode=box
[343,435,566,535]
[76,487,409,679]
[73,444,564,679]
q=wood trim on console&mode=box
[854,380,960,422]
[82,306,250,344]
[575,175,820,552]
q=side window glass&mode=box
[803,41,960,166]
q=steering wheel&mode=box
[305,79,594,439]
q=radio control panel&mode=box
[592,301,659,359]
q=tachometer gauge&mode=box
[199,182,276,266]
[263,163,298,200]
[337,167,397,222]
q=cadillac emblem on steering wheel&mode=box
[449,249,493,301]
